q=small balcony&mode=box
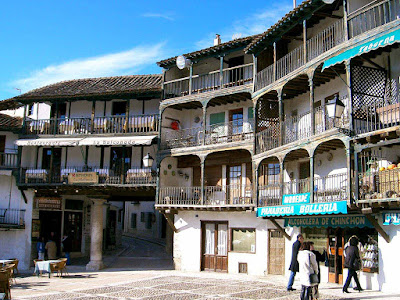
[0,208,25,229]
[359,167,400,202]
[23,114,159,136]
[0,152,18,169]
[163,63,253,100]
[156,185,254,208]
[161,119,254,150]
[18,166,156,187]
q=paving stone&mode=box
[155,282,215,291]
[18,293,86,300]
[121,277,181,288]
[78,285,130,294]
[141,292,202,300]
[191,284,259,295]
[231,288,290,299]
[108,287,168,298]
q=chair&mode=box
[50,261,67,277]
[0,271,10,300]
[58,258,69,276]
[3,264,15,286]
[7,260,18,275]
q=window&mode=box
[260,163,280,185]
[145,212,153,229]
[65,200,83,210]
[130,213,137,229]
[231,228,256,253]
[112,101,127,116]
[28,104,34,116]
[228,165,242,186]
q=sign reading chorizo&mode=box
[68,172,98,184]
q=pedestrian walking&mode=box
[287,234,304,291]
[37,237,45,260]
[343,236,363,293]
[62,233,72,265]
[45,238,57,260]
[310,241,325,299]
[298,241,319,300]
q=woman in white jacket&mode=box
[297,241,319,300]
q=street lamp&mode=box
[142,153,154,168]
[326,95,345,119]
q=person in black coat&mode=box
[287,234,304,291]
[343,236,362,293]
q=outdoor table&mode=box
[34,260,60,278]
[0,293,5,300]
[0,260,13,267]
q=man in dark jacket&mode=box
[287,234,304,291]
[343,236,362,293]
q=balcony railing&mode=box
[0,152,18,168]
[157,187,202,206]
[359,168,400,201]
[0,209,25,227]
[204,184,253,205]
[283,111,312,144]
[255,119,280,153]
[163,63,253,99]
[314,173,348,203]
[258,184,281,207]
[348,0,400,38]
[283,178,310,195]
[24,114,159,136]
[19,167,156,186]
[161,119,254,150]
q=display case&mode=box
[361,237,379,273]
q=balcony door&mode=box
[299,161,310,193]
[228,56,244,85]
[110,147,132,183]
[228,165,242,204]
[42,148,62,182]
[201,221,228,272]
[229,109,243,141]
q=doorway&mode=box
[64,211,83,252]
[328,228,344,284]
[228,56,244,85]
[39,210,62,255]
[201,221,228,272]
[110,147,132,183]
[299,161,310,193]
[268,229,285,275]
[42,148,62,182]
[227,165,242,204]
[229,109,243,141]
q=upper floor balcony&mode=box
[0,151,18,169]
[23,114,159,136]
[0,208,25,229]
[163,63,253,100]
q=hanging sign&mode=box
[284,215,373,228]
[383,212,400,225]
[282,193,310,205]
[68,172,98,184]
[36,197,62,210]
[257,200,348,217]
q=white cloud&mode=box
[12,43,166,92]
[196,3,292,49]
[142,12,175,21]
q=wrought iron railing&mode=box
[348,0,400,38]
[276,45,305,80]
[258,184,281,206]
[23,114,159,136]
[0,209,25,227]
[19,167,156,186]
[163,63,253,100]
[161,126,203,149]
[283,178,310,195]
[0,152,18,168]
[314,173,348,203]
[255,119,280,153]
[204,184,253,205]
[283,111,312,145]
[255,64,274,91]
[359,168,400,201]
[157,187,202,206]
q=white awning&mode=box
[15,138,81,146]
[78,135,157,146]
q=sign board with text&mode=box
[36,197,62,210]
[68,172,99,184]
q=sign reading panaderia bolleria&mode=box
[257,200,347,217]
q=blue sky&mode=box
[0,0,293,100]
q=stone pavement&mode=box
[10,269,400,300]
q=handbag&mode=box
[309,253,320,284]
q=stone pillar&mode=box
[86,199,106,271]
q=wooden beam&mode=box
[269,218,290,240]
[20,189,28,204]
[364,214,390,243]
[314,12,342,19]
[162,212,178,233]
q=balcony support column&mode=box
[345,60,354,134]
[122,146,126,184]
[273,42,277,81]
[91,100,96,134]
[22,105,27,133]
[303,20,307,63]
[86,199,106,271]
[84,146,89,170]
[279,160,284,202]
[343,0,349,40]
[49,146,54,184]
[220,56,224,89]
[189,63,193,95]
[252,55,257,93]
[354,149,359,203]
[346,143,354,205]
[277,89,284,146]
[309,152,315,203]
[124,100,130,133]
[53,101,59,134]
[308,76,315,135]
[200,157,205,205]
[202,105,207,145]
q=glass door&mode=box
[201,221,228,272]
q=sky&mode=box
[0,0,293,100]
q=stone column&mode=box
[86,199,106,271]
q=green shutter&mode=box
[248,107,254,120]
[210,112,225,125]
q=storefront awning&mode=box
[284,215,374,228]
[322,27,400,71]
[15,138,81,146]
[78,135,157,146]
[257,201,348,218]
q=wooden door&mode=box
[299,161,310,193]
[327,228,344,284]
[268,230,285,275]
[201,221,228,272]
[63,212,82,252]
[229,109,243,140]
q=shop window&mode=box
[302,227,327,253]
[231,228,256,253]
[65,200,83,210]
[130,213,137,229]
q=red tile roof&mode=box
[0,113,22,131]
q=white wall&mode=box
[160,156,194,187]
[124,201,159,238]
[173,211,270,276]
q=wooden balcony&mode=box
[161,119,254,150]
[0,152,18,169]
[259,173,348,207]
[359,168,400,203]
[0,208,25,229]
[18,166,156,187]
[156,185,254,209]
[23,114,159,136]
[163,63,253,100]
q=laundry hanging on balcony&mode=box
[78,135,157,146]
[322,27,400,71]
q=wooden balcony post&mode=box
[84,146,89,170]
[303,20,307,63]
[49,146,54,183]
[220,56,224,89]
[22,105,27,133]
[273,42,277,81]
[279,160,284,201]
[252,54,258,93]
[254,161,259,207]
[202,105,207,145]
[91,100,96,134]
[53,101,59,134]
[189,63,193,95]
[322,93,326,131]
[345,60,354,134]
[354,149,359,203]
[277,89,284,146]
[346,142,353,204]
[122,146,126,184]
[342,0,349,40]
[309,153,315,203]
[200,157,205,205]
[308,76,315,135]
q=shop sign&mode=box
[36,197,62,210]
[383,212,400,225]
[284,215,373,228]
[282,193,310,205]
[257,200,347,217]
[68,172,98,184]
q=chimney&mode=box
[293,0,296,8]
[214,34,221,46]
